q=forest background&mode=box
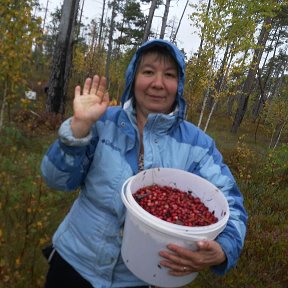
[0,0,287,287]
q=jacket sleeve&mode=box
[194,137,247,275]
[40,118,97,191]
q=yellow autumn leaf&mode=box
[16,258,21,266]
[39,238,47,245]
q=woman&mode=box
[41,39,247,288]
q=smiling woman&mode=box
[40,38,247,288]
[134,46,179,129]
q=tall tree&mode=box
[252,4,288,120]
[46,0,80,115]
[171,0,189,43]
[159,0,171,39]
[98,0,106,46]
[105,0,118,87]
[115,0,146,46]
[231,16,273,133]
[142,0,158,42]
[196,0,212,60]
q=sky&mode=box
[38,0,200,55]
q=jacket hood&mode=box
[120,39,186,120]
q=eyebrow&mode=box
[139,63,177,71]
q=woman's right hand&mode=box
[71,75,109,138]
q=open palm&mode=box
[73,75,109,124]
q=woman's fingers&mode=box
[81,75,107,100]
[96,76,107,100]
[159,258,194,276]
[83,77,92,95]
[90,75,100,95]
[74,75,108,113]
[75,85,81,98]
[159,248,193,267]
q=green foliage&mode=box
[0,0,288,286]
[0,1,42,96]
[115,0,146,46]
[1,112,287,287]
[185,0,286,131]
[186,140,288,288]
[0,124,76,288]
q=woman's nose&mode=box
[151,73,164,88]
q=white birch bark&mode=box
[0,79,7,131]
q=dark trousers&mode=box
[43,245,150,288]
[43,245,93,288]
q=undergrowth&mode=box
[0,114,287,288]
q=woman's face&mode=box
[134,52,178,118]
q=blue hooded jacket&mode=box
[41,39,247,288]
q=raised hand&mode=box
[71,75,109,138]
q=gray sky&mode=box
[39,0,200,55]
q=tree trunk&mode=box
[42,0,50,31]
[261,25,279,72]
[143,0,158,43]
[206,42,230,110]
[197,52,216,128]
[204,48,232,131]
[231,16,272,133]
[273,120,286,149]
[226,50,249,116]
[197,0,212,60]
[159,0,171,39]
[198,73,212,128]
[204,100,217,132]
[46,0,80,115]
[252,28,281,120]
[105,0,117,87]
[88,22,99,76]
[0,78,8,131]
[171,0,189,43]
[76,0,85,40]
[98,0,106,46]
[270,120,287,149]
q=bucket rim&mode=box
[124,170,230,233]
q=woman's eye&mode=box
[165,72,177,78]
[143,70,153,75]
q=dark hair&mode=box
[136,45,178,75]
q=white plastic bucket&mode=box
[126,168,229,236]
[121,168,229,287]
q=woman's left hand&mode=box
[159,240,226,275]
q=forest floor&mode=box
[0,97,287,288]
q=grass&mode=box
[0,107,287,288]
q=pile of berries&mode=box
[133,184,218,227]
